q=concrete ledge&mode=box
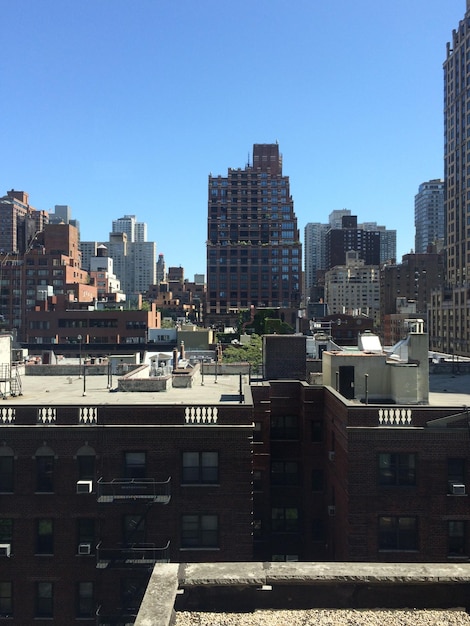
[135,563,179,626]
[135,562,470,626]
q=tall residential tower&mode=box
[414,179,445,254]
[430,2,470,355]
[206,144,302,326]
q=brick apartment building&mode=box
[1,332,470,621]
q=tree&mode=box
[222,334,262,372]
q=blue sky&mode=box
[0,0,465,278]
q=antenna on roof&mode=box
[247,152,251,167]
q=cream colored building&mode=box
[325,251,380,320]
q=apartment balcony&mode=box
[96,541,170,569]
[97,478,171,504]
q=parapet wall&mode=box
[135,562,470,626]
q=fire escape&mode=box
[95,476,171,625]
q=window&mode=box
[77,446,95,480]
[270,415,299,440]
[271,461,299,486]
[448,458,465,493]
[378,516,418,551]
[182,452,218,484]
[121,578,146,612]
[448,521,467,557]
[76,582,94,618]
[77,519,95,554]
[36,582,53,617]
[0,447,13,492]
[36,449,54,492]
[311,420,323,442]
[181,514,218,548]
[253,422,263,442]
[36,519,54,554]
[312,518,325,542]
[378,453,416,486]
[311,469,324,492]
[271,507,299,533]
[0,519,12,546]
[0,582,12,618]
[123,451,146,479]
[123,514,145,546]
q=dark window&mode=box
[0,452,13,492]
[123,452,146,479]
[270,415,299,440]
[0,519,12,544]
[0,582,12,618]
[36,455,54,492]
[271,461,299,486]
[182,452,218,484]
[378,453,416,486]
[448,521,466,556]
[311,420,323,442]
[253,421,263,442]
[181,514,218,548]
[36,582,53,617]
[121,578,146,612]
[78,455,95,481]
[271,507,299,533]
[448,458,465,493]
[36,519,53,554]
[77,519,95,553]
[312,518,325,542]
[123,514,145,546]
[76,582,94,618]
[378,516,418,551]
[311,469,324,491]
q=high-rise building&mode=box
[0,190,48,254]
[414,180,445,254]
[112,215,147,243]
[326,215,381,270]
[304,212,396,300]
[429,3,470,356]
[156,253,166,284]
[48,205,80,236]
[206,143,302,325]
[324,251,380,319]
[304,222,329,296]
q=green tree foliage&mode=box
[222,334,262,372]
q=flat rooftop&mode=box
[4,368,470,408]
[7,372,250,406]
[428,372,470,407]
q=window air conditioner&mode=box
[78,543,91,555]
[76,480,93,494]
[328,505,336,516]
[451,483,466,495]
[0,544,11,557]
[328,451,335,461]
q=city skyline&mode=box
[1,1,464,276]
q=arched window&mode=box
[76,445,96,481]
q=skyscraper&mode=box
[206,143,302,325]
[414,179,445,254]
[0,190,48,254]
[429,2,470,356]
[112,215,147,243]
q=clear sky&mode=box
[0,0,465,278]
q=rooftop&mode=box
[11,370,250,406]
